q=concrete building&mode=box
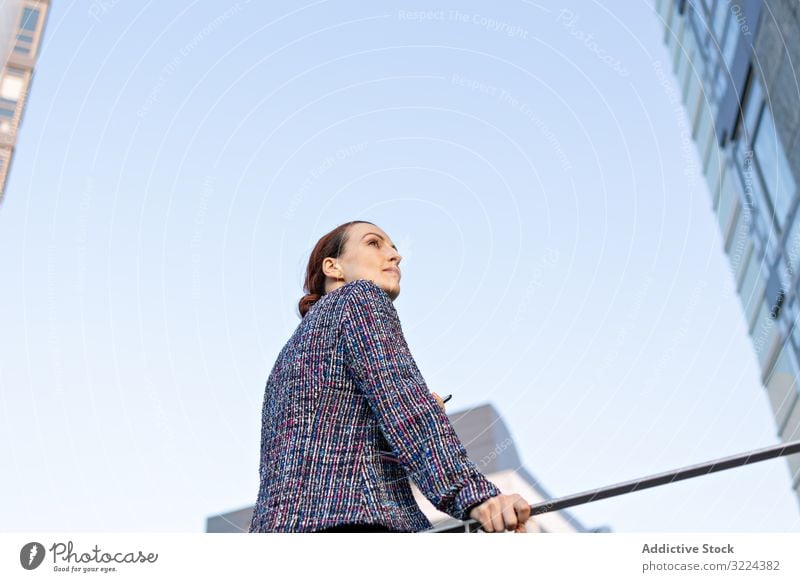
[208,403,608,533]
[0,0,49,202]
[653,0,800,506]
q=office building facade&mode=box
[0,0,49,202]
[654,0,800,505]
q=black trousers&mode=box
[315,523,399,532]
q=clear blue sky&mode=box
[1,0,798,532]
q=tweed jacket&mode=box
[248,278,501,532]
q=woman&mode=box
[248,220,533,533]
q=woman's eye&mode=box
[369,240,379,247]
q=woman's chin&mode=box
[383,281,401,300]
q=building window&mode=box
[793,311,800,361]
[711,1,729,40]
[1,72,25,102]
[20,7,40,32]
[671,13,687,70]
[741,73,763,144]
[721,10,739,70]
[694,94,715,160]
[765,343,800,429]
[786,215,800,282]
[752,301,780,371]
[753,108,797,232]
[688,3,708,40]
[723,164,751,257]
[741,250,768,329]
[705,137,724,204]
[676,21,693,89]
[713,64,727,102]
[717,165,739,237]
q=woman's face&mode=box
[324,222,403,300]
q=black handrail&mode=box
[436,438,800,533]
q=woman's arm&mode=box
[341,279,501,521]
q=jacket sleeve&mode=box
[341,279,501,521]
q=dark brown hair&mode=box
[298,220,376,318]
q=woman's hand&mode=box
[431,392,446,413]
[468,493,533,533]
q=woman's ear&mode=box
[321,257,337,279]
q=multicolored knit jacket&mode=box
[248,278,501,532]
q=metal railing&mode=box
[426,438,800,532]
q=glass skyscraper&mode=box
[654,0,800,506]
